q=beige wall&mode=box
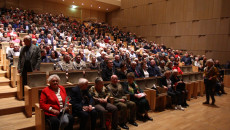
[0,0,106,22]
[107,0,230,63]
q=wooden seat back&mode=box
[68,70,84,84]
[84,70,100,83]
[40,63,54,73]
[49,71,67,85]
[27,72,47,87]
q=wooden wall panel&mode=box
[165,0,174,23]
[174,0,185,22]
[183,0,194,21]
[191,20,201,35]
[221,0,230,18]
[168,23,176,36]
[205,19,217,35]
[193,0,213,20]
[212,0,222,18]
[150,1,166,24]
[216,18,230,34]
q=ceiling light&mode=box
[99,7,101,8]
[106,8,108,10]
[82,3,84,5]
[72,5,77,9]
[73,1,74,3]
[91,5,93,7]
[62,0,64,1]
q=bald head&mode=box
[111,75,118,84]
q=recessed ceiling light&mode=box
[91,5,93,7]
[62,0,64,1]
[82,3,84,5]
[106,8,108,10]
[73,1,74,3]
[99,7,101,8]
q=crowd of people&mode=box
[0,7,229,130]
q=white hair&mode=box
[47,74,60,83]
[78,78,88,86]
[172,69,178,73]
[207,59,214,64]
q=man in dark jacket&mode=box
[70,78,97,130]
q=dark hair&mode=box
[127,72,135,79]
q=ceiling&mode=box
[46,0,121,12]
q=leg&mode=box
[115,102,127,124]
[126,101,136,122]
[90,109,98,130]
[210,83,216,104]
[204,80,210,103]
[95,104,107,129]
[105,103,118,129]
[76,111,90,130]
[45,115,60,130]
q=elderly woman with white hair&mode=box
[70,78,97,130]
[203,59,219,105]
[39,74,74,130]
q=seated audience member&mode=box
[115,62,128,80]
[165,61,173,71]
[0,32,10,42]
[181,53,192,65]
[171,69,189,107]
[124,72,153,121]
[67,47,75,59]
[214,60,227,95]
[172,62,183,75]
[128,61,141,78]
[49,50,60,63]
[101,59,114,81]
[113,55,122,69]
[158,60,166,76]
[11,34,20,43]
[89,56,100,70]
[70,78,97,130]
[147,60,162,77]
[89,77,120,130]
[32,38,38,46]
[100,55,109,70]
[39,74,74,130]
[194,57,202,70]
[160,71,184,110]
[55,53,76,71]
[75,54,86,70]
[41,49,49,63]
[139,62,149,78]
[7,42,20,65]
[107,75,138,129]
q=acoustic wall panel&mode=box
[221,0,230,18]
[165,0,174,23]
[216,18,230,34]
[168,23,176,36]
[150,1,166,24]
[173,0,185,22]
[191,20,200,35]
[183,0,194,21]
[205,19,217,35]
[193,0,213,20]
[138,5,148,26]
[212,0,222,18]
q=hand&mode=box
[62,106,69,112]
[51,109,60,115]
[119,99,125,102]
[209,77,213,80]
[83,106,89,111]
[88,105,93,111]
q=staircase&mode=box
[0,67,35,130]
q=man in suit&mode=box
[18,35,41,95]
[70,78,97,130]
[147,60,161,77]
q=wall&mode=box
[107,0,230,63]
[0,0,106,22]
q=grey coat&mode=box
[18,44,41,73]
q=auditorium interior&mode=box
[0,0,230,129]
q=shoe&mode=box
[129,121,138,126]
[112,127,121,130]
[177,105,184,111]
[185,103,189,107]
[203,101,209,104]
[144,116,153,121]
[211,101,215,105]
[119,124,129,129]
[174,106,178,110]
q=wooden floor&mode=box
[129,87,230,130]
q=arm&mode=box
[70,88,83,111]
[35,47,41,70]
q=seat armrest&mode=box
[35,103,45,130]
[125,94,130,101]
[17,74,23,100]
[25,85,32,117]
[109,97,114,104]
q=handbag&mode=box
[59,96,71,130]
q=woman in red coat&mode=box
[40,74,74,130]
